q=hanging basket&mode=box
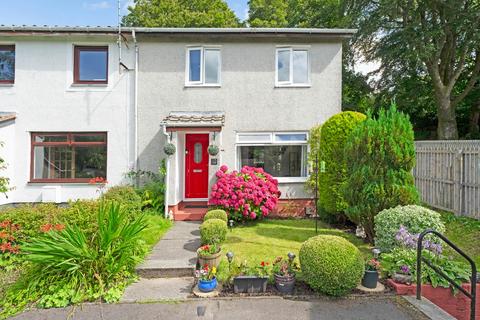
[163,143,176,156]
[208,145,220,156]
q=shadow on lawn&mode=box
[253,226,354,243]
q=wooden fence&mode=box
[413,140,480,219]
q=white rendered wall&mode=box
[0,35,135,203]
[0,120,15,204]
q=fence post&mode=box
[453,150,463,215]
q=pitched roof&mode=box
[0,25,356,38]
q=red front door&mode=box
[185,134,209,198]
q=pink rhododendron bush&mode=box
[208,165,281,221]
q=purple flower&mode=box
[400,265,410,274]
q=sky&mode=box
[0,0,249,26]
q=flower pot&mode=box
[198,248,222,268]
[362,270,379,289]
[392,273,413,285]
[198,277,217,292]
[233,276,268,293]
[274,274,295,294]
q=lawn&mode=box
[441,211,480,266]
[216,219,372,281]
[140,215,173,248]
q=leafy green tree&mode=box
[342,104,419,242]
[354,0,480,139]
[318,112,366,220]
[123,0,241,27]
[247,0,288,27]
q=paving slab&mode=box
[121,277,194,303]
[403,295,455,320]
[136,221,201,278]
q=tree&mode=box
[342,105,419,242]
[247,0,289,27]
[123,0,241,27]
[354,0,480,139]
[317,111,366,220]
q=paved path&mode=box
[121,221,200,302]
[13,296,429,320]
[135,221,201,278]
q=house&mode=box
[0,26,355,219]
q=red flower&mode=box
[89,177,108,185]
[40,224,53,233]
[0,220,11,228]
[0,231,7,239]
[54,224,65,231]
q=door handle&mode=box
[193,169,202,173]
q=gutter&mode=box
[160,121,170,219]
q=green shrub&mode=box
[306,124,322,192]
[102,185,142,217]
[342,104,419,242]
[200,219,227,245]
[375,205,445,252]
[0,201,148,317]
[299,235,364,296]
[204,209,228,223]
[316,111,366,219]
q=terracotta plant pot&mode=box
[362,270,379,289]
[274,274,295,294]
[198,248,222,268]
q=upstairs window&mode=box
[276,47,309,86]
[74,46,108,84]
[186,47,221,86]
[0,45,15,84]
[31,132,107,183]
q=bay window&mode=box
[31,133,107,182]
[276,47,310,86]
[237,132,308,180]
[186,47,221,86]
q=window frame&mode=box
[236,131,309,182]
[0,45,15,84]
[275,46,311,87]
[30,132,108,183]
[73,46,109,85]
[185,46,221,87]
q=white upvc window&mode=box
[186,46,221,86]
[236,132,308,182]
[275,47,310,87]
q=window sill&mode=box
[28,181,98,185]
[184,84,221,88]
[71,83,108,87]
[276,177,308,183]
[0,83,14,87]
[275,84,311,88]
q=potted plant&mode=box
[392,265,413,285]
[207,145,219,156]
[163,143,176,156]
[197,244,222,268]
[362,258,380,289]
[233,260,269,293]
[272,255,298,294]
[196,264,217,292]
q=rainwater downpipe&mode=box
[160,122,170,219]
[132,30,139,173]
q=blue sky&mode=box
[0,0,249,26]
